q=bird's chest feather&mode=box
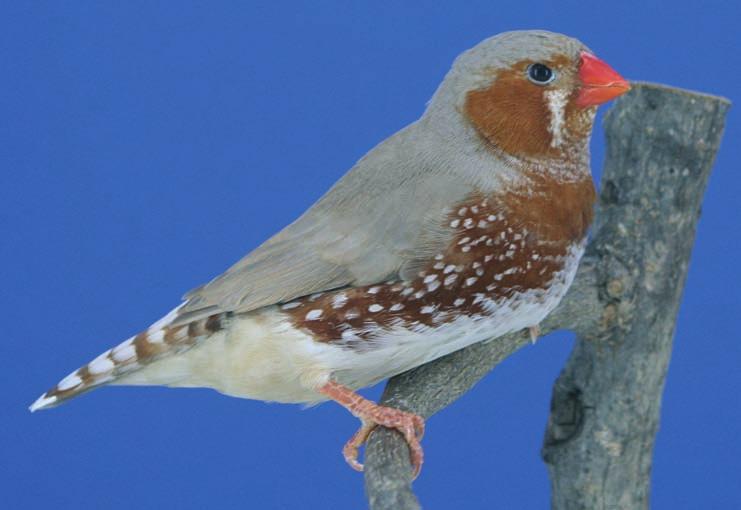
[282,176,595,349]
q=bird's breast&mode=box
[282,177,594,349]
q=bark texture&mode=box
[363,83,730,510]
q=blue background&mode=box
[3,2,739,508]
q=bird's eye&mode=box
[527,63,556,85]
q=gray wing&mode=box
[174,123,477,324]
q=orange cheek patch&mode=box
[464,68,554,159]
[464,55,593,161]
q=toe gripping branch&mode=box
[319,380,425,478]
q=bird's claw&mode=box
[528,324,541,344]
[318,380,425,478]
[342,407,425,478]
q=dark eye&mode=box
[527,63,556,85]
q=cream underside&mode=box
[117,242,584,404]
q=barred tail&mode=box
[29,308,227,412]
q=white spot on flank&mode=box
[401,288,414,296]
[88,352,114,375]
[281,302,300,310]
[450,219,460,228]
[389,303,404,312]
[433,262,445,270]
[461,246,471,252]
[444,274,458,286]
[477,220,488,228]
[434,254,444,260]
[532,253,540,260]
[368,304,384,313]
[423,274,437,284]
[420,306,435,314]
[309,292,324,300]
[367,286,381,294]
[453,298,466,306]
[341,330,359,341]
[444,264,456,274]
[463,218,474,229]
[345,309,360,319]
[57,372,82,391]
[487,214,497,221]
[458,207,468,216]
[476,268,484,276]
[427,280,441,292]
[471,205,479,213]
[305,309,323,321]
[332,293,348,308]
[484,254,494,262]
[458,237,471,245]
[414,290,426,299]
[545,88,568,148]
[465,277,478,287]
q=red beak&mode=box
[576,51,630,107]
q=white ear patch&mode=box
[544,89,568,148]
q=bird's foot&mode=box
[319,380,425,478]
[528,324,541,344]
[341,406,425,477]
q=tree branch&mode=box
[542,83,730,509]
[363,83,730,510]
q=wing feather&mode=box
[173,124,479,324]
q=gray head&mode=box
[426,30,628,163]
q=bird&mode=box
[30,30,629,477]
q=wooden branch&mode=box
[542,83,730,509]
[363,83,730,510]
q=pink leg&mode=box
[319,380,425,478]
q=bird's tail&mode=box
[29,307,228,412]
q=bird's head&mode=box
[428,30,629,167]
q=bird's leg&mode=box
[318,380,425,477]
[528,324,541,344]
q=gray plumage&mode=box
[175,30,589,324]
[30,29,600,416]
